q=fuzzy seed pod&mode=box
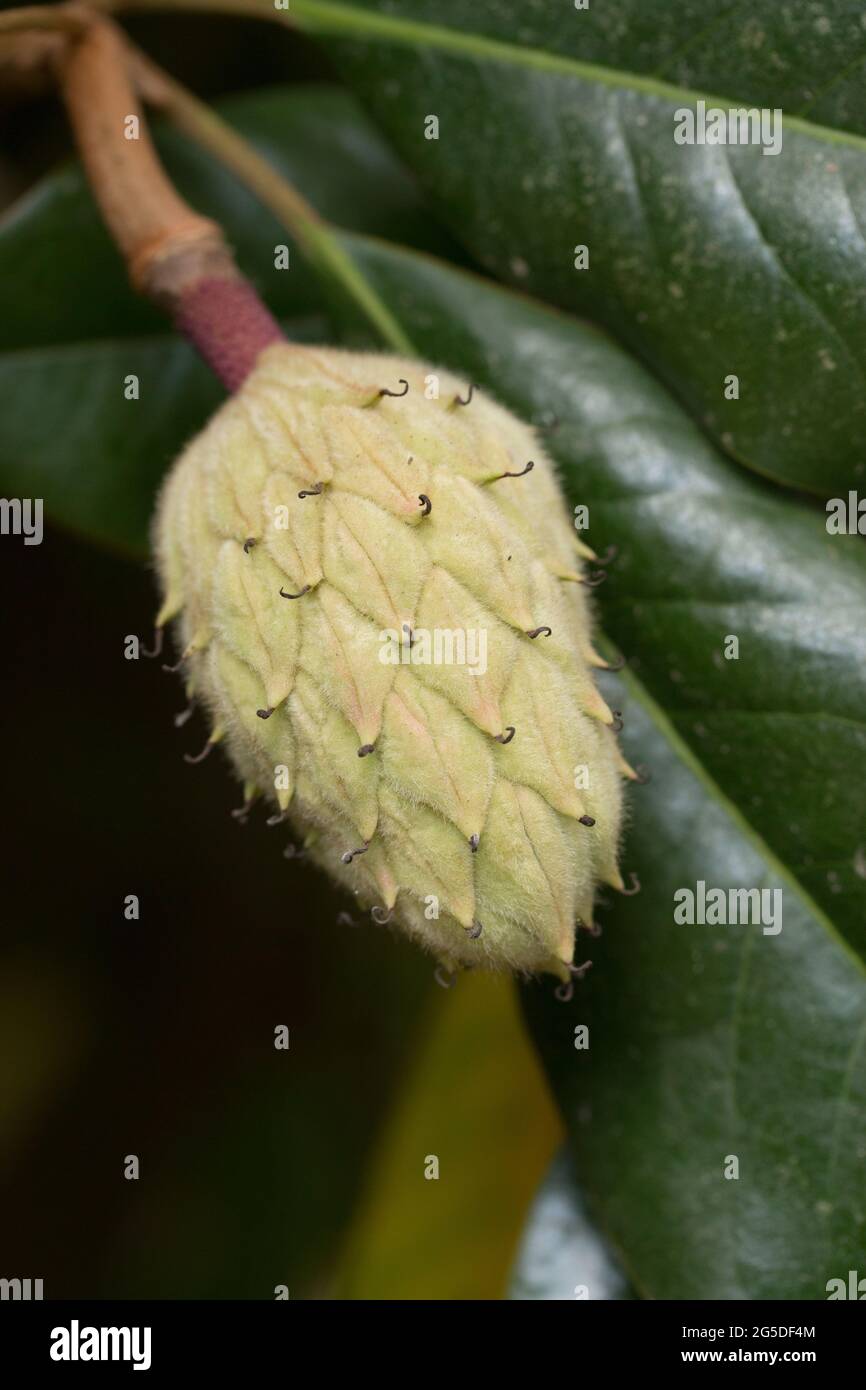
[154,344,632,979]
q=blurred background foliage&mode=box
[0,510,561,1299]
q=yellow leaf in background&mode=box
[335,974,563,1299]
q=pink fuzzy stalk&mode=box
[173,276,285,393]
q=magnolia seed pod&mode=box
[154,343,632,979]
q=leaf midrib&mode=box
[288,0,866,155]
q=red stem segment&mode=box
[172,276,284,392]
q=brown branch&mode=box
[0,5,89,35]
[32,6,287,389]
[0,5,84,94]
[1,5,414,352]
[56,11,227,294]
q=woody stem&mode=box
[56,10,285,389]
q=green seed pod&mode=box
[154,344,632,979]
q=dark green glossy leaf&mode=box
[292,0,866,495]
[0,326,319,555]
[509,1149,633,1301]
[323,0,866,140]
[521,672,866,1299]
